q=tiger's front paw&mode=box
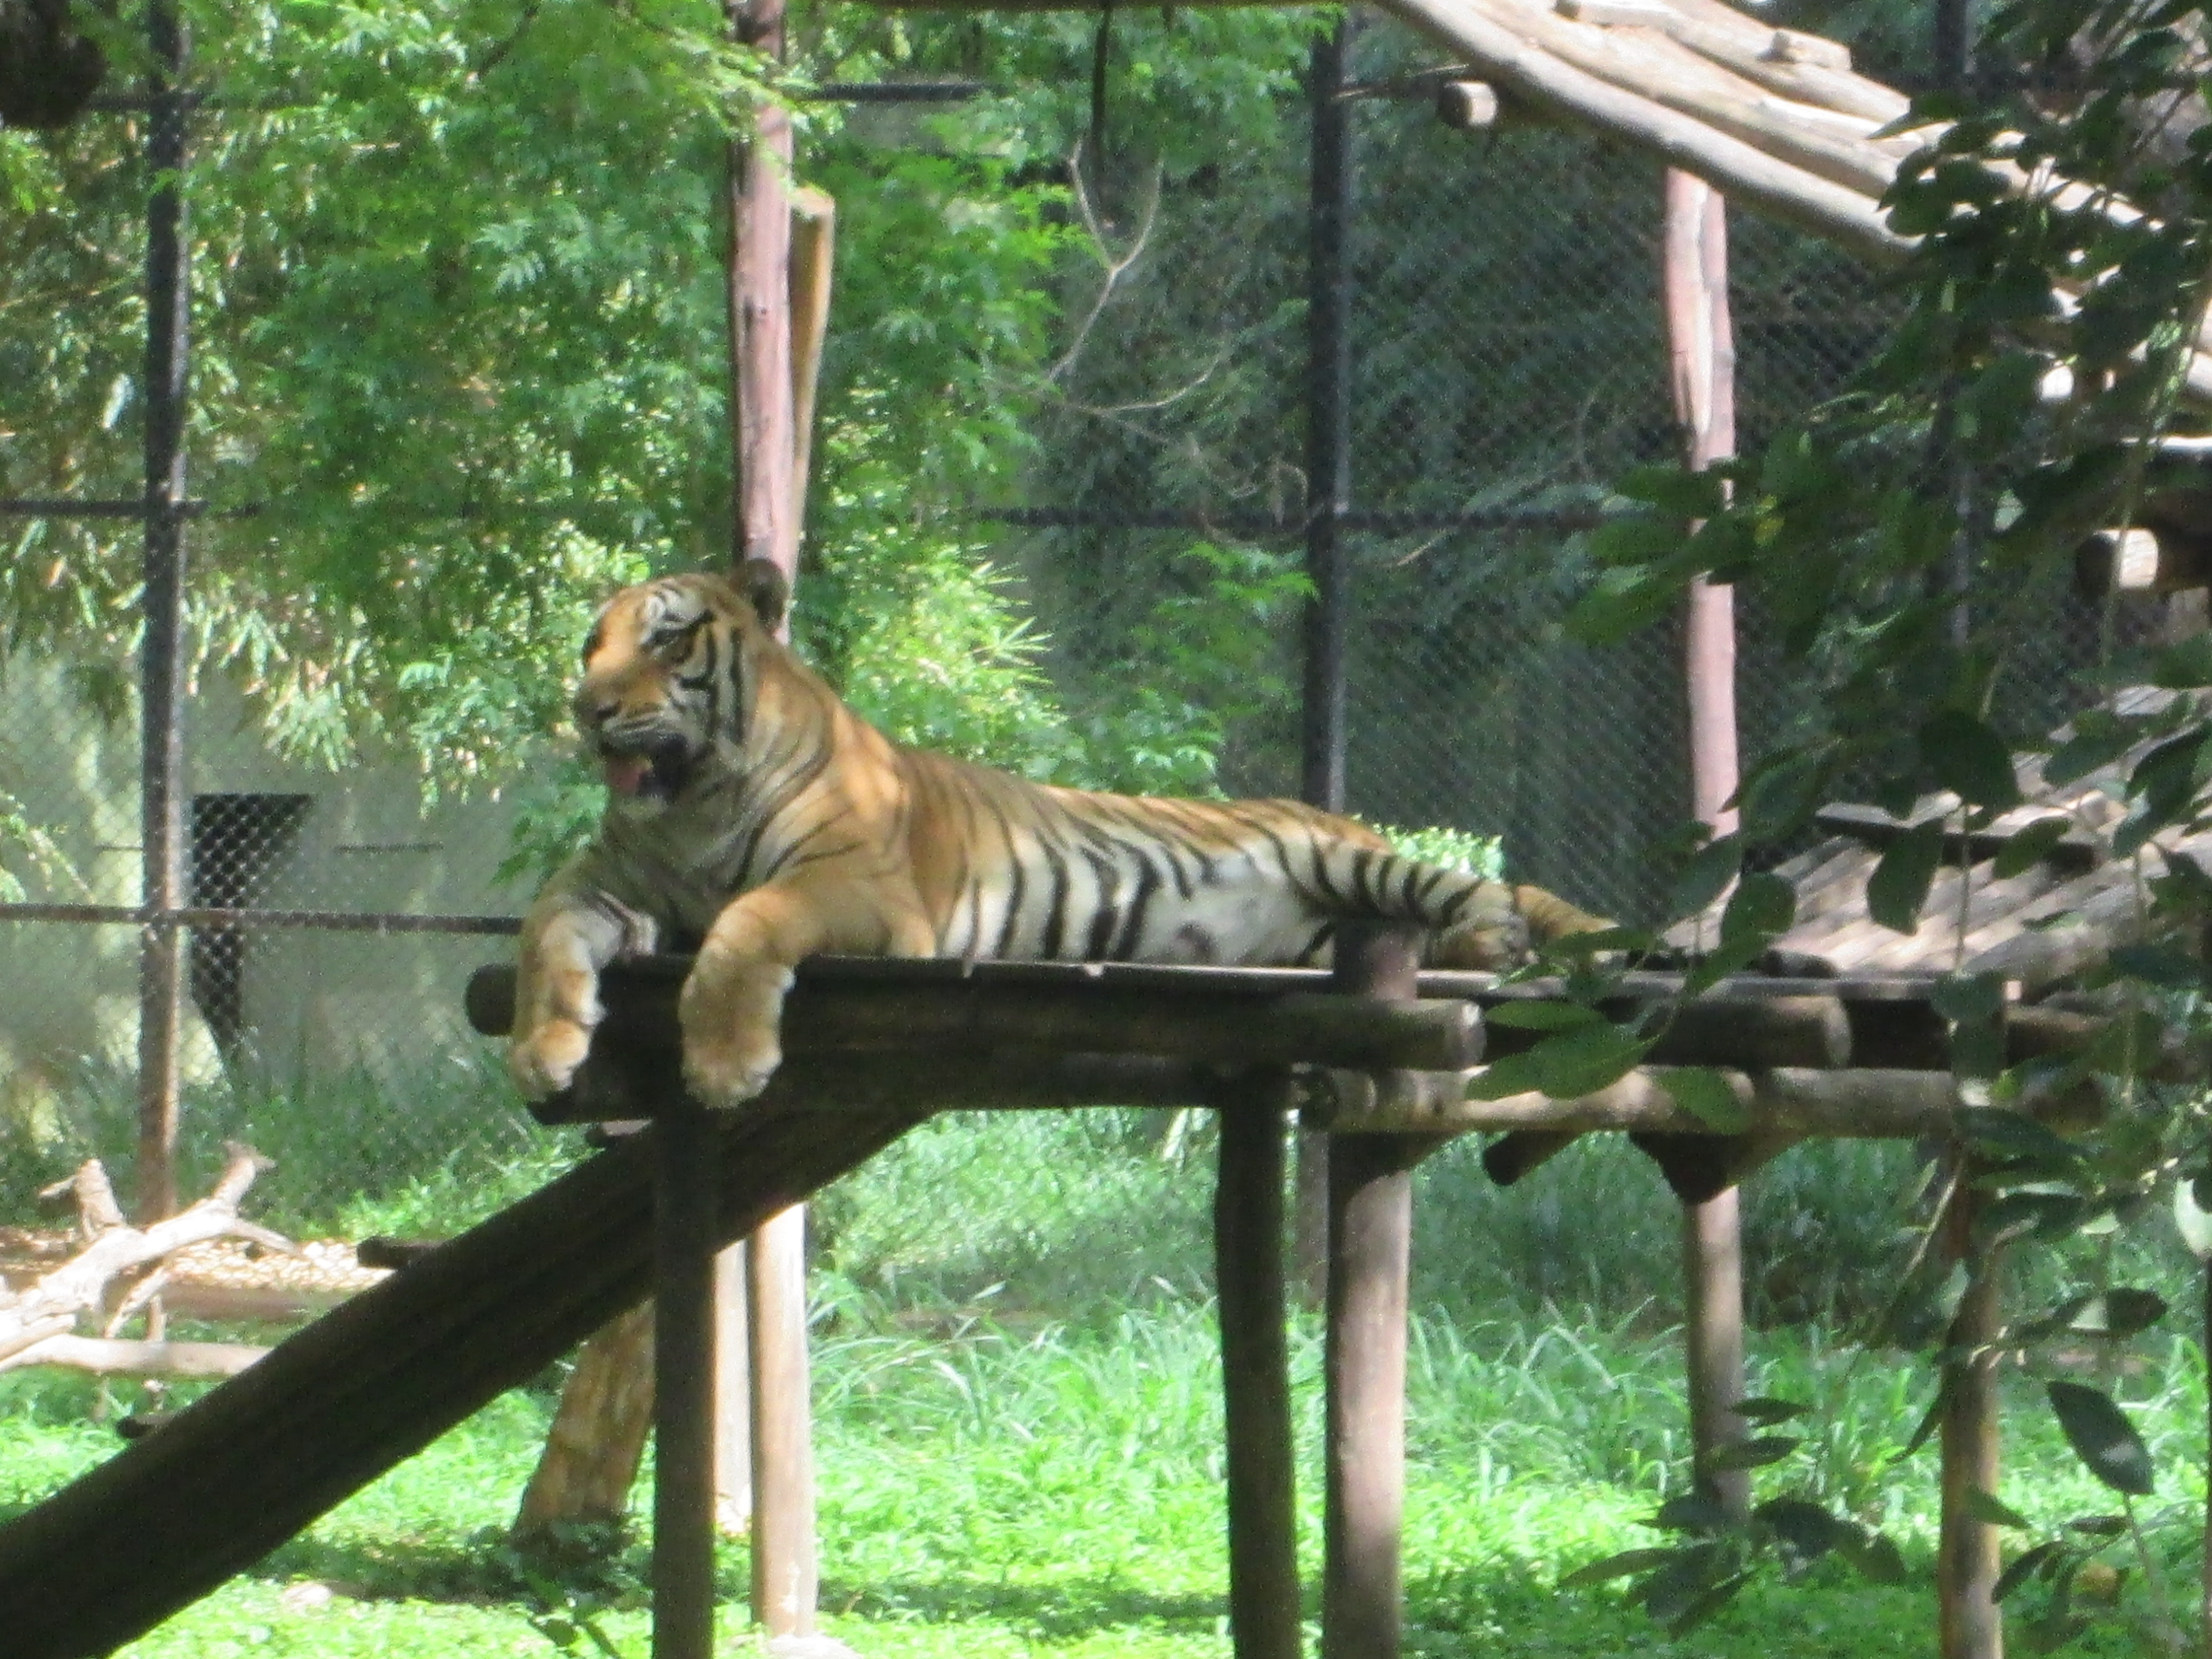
[677,963,794,1109]
[680,1028,783,1108]
[510,1018,592,1100]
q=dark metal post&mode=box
[137,0,192,1225]
[1213,1070,1301,1659]
[653,1099,721,1659]
[1298,15,1356,1311]
[1302,18,1353,815]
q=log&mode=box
[1382,0,1910,262]
[2077,524,2212,596]
[0,1334,267,1380]
[0,1145,288,1367]
[1814,802,2100,874]
[1938,1179,2004,1659]
[465,960,1486,1074]
[1434,79,1501,129]
[0,1102,931,1659]
[748,1203,815,1637]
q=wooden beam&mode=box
[1434,78,1501,128]
[1213,1070,1302,1659]
[0,1104,931,1659]
[466,962,1486,1074]
[0,1335,266,1379]
[653,1099,721,1659]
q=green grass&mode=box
[3,1295,2205,1658]
[6,1111,2212,1654]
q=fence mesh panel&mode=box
[0,10,2126,1248]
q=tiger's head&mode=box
[574,560,790,809]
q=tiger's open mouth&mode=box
[600,737,695,803]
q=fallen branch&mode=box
[0,1143,294,1371]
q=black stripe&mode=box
[990,801,1028,958]
[1036,837,1071,960]
[1349,848,1381,912]
[1298,919,1335,965]
[1399,860,1428,917]
[1081,845,1122,960]
[1111,853,1162,959]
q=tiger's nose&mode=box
[575,693,619,729]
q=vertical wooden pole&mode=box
[1322,925,1427,1659]
[652,1100,721,1659]
[1214,1070,1301,1659]
[748,1205,815,1637]
[137,0,190,1226]
[724,0,816,1634]
[1297,14,1357,1312]
[1662,166,1749,1517]
[1939,1179,2004,1659]
[713,1243,752,1533]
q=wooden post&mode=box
[724,0,818,1631]
[136,0,190,1226]
[652,1100,721,1659]
[1663,164,1749,1516]
[1213,1070,1301,1659]
[748,1205,815,1637]
[713,1243,752,1533]
[1938,1178,2003,1659]
[1322,924,1432,1659]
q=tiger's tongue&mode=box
[602,754,652,796]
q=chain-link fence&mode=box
[0,7,2129,1245]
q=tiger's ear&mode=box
[739,558,789,632]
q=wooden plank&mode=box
[1213,1070,1302,1659]
[0,1104,930,1659]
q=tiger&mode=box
[509,562,1610,1109]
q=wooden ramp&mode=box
[0,1098,927,1659]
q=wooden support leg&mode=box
[1214,1070,1301,1659]
[1939,1177,2003,1659]
[749,1203,816,1637]
[1682,1188,1748,1517]
[1323,1130,1422,1659]
[714,1244,752,1535]
[653,1100,720,1659]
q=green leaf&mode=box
[1836,1526,1911,1586]
[1755,1497,1847,1562]
[1483,1001,1606,1032]
[1867,820,1947,933]
[1920,711,2022,808]
[2106,943,2203,987]
[1955,1108,2084,1167]
[1647,1493,1731,1534]
[1733,1396,1812,1425]
[1617,465,1726,519]
[1669,833,1742,920]
[2045,1380,2155,1496]
[1659,1067,1751,1132]
[1964,1488,2032,1529]
[1992,817,2073,878]
[1531,1024,1654,1100]
[2066,1288,2167,1339]
[2151,631,2212,687]
[1665,1571,1751,1637]
[1930,971,2006,1025]
[1557,1546,1683,1589]
[1995,1541,2068,1603]
[1464,1049,1551,1101]
[1739,751,1829,842]
[2045,719,2139,786]
[1707,1434,1801,1471]
[1719,871,1795,946]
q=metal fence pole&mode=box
[1296,15,1357,1313]
[137,0,192,1226]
